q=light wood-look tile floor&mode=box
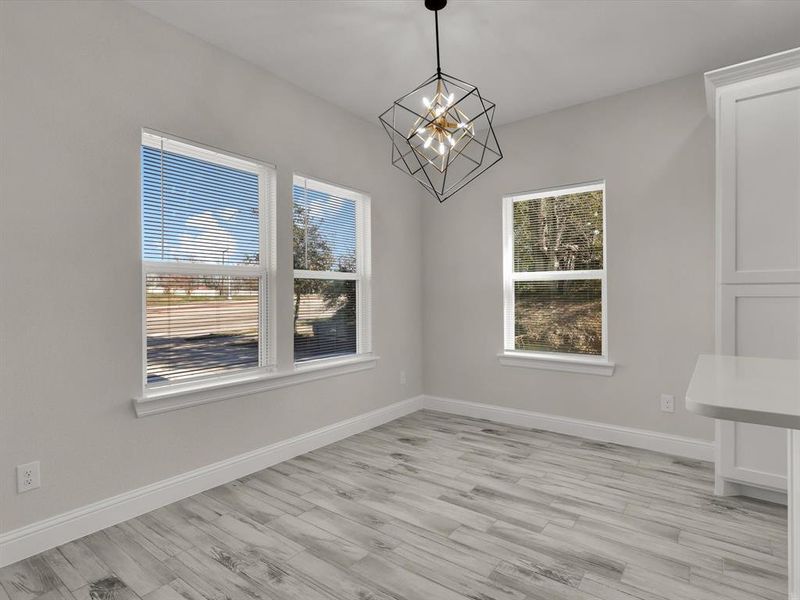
[0,410,788,600]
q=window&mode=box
[141,131,275,389]
[502,181,611,373]
[293,175,371,363]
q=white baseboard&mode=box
[422,395,714,462]
[0,395,424,568]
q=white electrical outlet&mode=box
[660,394,675,413]
[400,371,407,385]
[17,461,40,493]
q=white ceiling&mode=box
[130,0,800,126]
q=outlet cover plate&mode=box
[17,461,41,493]
[660,394,675,413]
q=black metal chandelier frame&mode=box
[378,0,502,203]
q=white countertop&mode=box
[686,354,800,429]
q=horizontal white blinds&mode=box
[513,189,603,273]
[142,144,261,266]
[294,279,357,362]
[142,133,269,388]
[293,177,357,272]
[514,280,602,355]
[508,184,605,357]
[146,274,261,383]
[292,175,364,363]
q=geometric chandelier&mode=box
[379,0,502,203]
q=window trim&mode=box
[292,173,372,364]
[133,353,379,417]
[139,129,277,394]
[497,351,615,376]
[501,180,613,376]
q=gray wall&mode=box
[0,1,422,533]
[422,73,716,441]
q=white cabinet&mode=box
[706,49,800,499]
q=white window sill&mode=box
[498,351,615,376]
[133,354,379,417]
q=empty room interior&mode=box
[3,1,800,598]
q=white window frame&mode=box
[292,174,372,364]
[139,130,277,395]
[500,180,614,376]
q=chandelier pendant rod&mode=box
[434,9,441,75]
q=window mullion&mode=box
[143,261,264,277]
[293,269,358,281]
[512,269,604,282]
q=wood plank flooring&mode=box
[1,410,788,600]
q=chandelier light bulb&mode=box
[438,142,446,155]
[422,97,431,108]
[424,136,433,148]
